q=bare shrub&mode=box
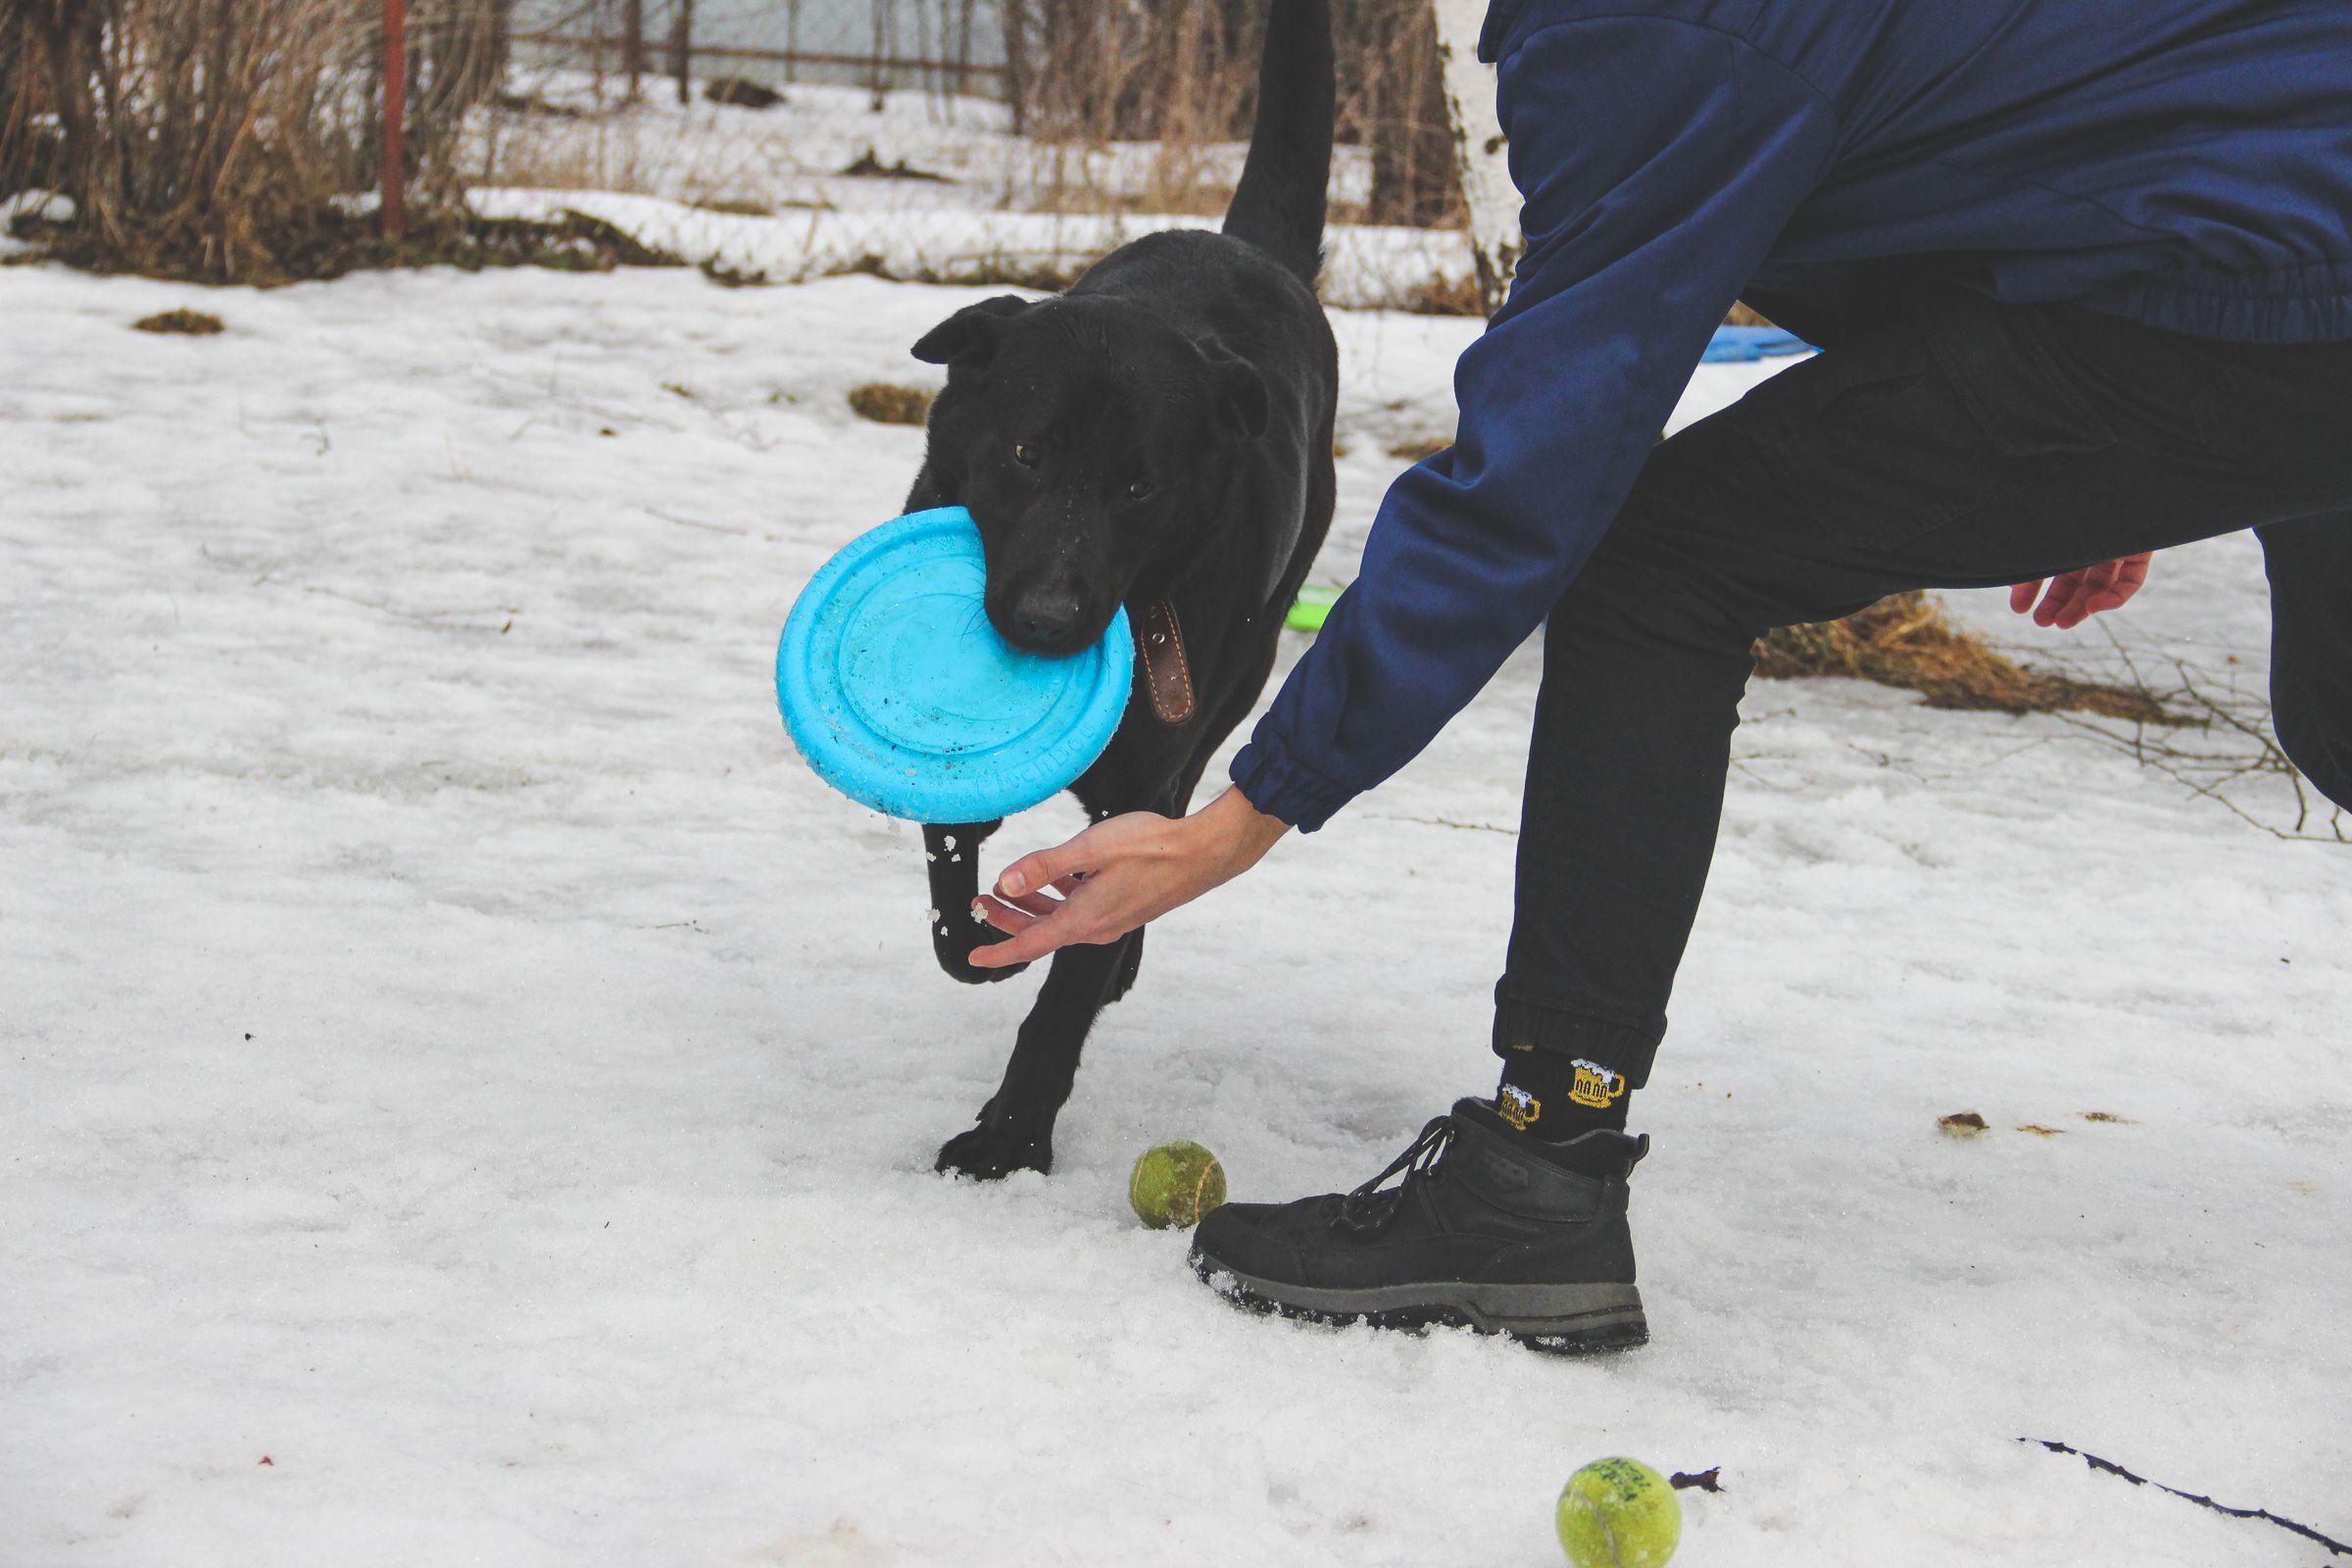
[0,2,58,195]
[1,0,507,281]
[1008,0,1258,212]
[1337,0,1459,228]
[2042,636,2349,844]
[1006,0,1457,228]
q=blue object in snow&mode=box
[1701,324,1812,364]
[777,506,1134,823]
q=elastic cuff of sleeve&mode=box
[1229,737,1352,833]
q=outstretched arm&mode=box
[973,19,1838,962]
[1232,18,1837,830]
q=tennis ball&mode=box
[1556,1457,1681,1568]
[1128,1141,1227,1230]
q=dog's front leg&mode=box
[936,932,1135,1179]
[921,820,1026,984]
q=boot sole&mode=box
[1191,1253,1647,1356]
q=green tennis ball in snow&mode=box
[1128,1141,1227,1230]
[1556,1457,1682,1568]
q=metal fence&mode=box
[474,0,1479,308]
[509,0,1004,97]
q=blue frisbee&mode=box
[1702,324,1813,364]
[777,506,1134,822]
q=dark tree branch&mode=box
[2023,1439,2351,1557]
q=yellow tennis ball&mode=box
[1556,1457,1682,1568]
[1127,1141,1226,1230]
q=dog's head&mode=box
[910,293,1268,655]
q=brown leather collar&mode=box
[1133,598,1196,726]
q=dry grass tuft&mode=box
[132,308,223,335]
[703,77,783,112]
[848,383,934,426]
[1394,271,1487,318]
[839,150,955,184]
[823,250,1088,294]
[30,206,683,285]
[1024,181,1237,219]
[1755,592,2181,724]
[690,196,777,219]
[1938,1111,1989,1138]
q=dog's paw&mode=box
[936,1118,1054,1181]
[932,921,1030,986]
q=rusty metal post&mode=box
[382,0,408,243]
[622,0,645,100]
[668,0,694,104]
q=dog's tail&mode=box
[1220,0,1333,287]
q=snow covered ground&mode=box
[3,262,2346,1567]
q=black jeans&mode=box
[1496,293,2352,1087]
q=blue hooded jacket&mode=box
[1230,0,2352,831]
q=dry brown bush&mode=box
[1754,591,2180,724]
[1,0,506,281]
[1006,0,1459,227]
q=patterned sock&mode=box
[1495,1046,1633,1143]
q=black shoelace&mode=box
[1336,1114,1455,1234]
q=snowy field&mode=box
[3,261,2347,1567]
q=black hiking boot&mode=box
[1189,1099,1649,1354]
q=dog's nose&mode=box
[1008,589,1086,651]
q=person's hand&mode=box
[2009,553,2152,629]
[969,787,1290,968]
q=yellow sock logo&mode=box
[1569,1059,1628,1110]
[1497,1085,1541,1130]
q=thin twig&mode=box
[2023,1439,2350,1557]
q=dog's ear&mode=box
[911,295,1033,368]
[1199,337,1269,442]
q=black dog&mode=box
[903,0,1336,1179]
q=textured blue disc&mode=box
[1702,324,1812,363]
[777,506,1134,822]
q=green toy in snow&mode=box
[1286,583,1342,632]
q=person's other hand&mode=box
[969,787,1290,968]
[2009,553,2152,629]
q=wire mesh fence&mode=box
[471,0,1483,307]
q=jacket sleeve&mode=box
[1229,18,1838,830]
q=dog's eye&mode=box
[1011,442,1040,467]
[1123,478,1154,501]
